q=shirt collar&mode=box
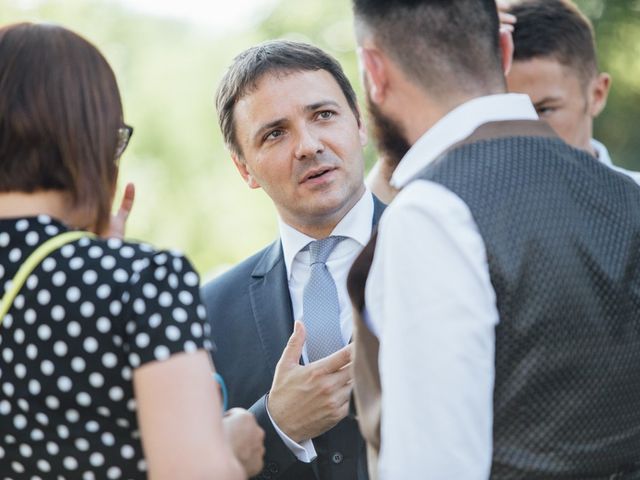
[278,189,374,279]
[591,138,612,166]
[391,93,539,189]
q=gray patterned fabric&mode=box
[303,236,345,362]
[419,130,640,479]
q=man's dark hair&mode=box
[216,40,360,157]
[508,0,598,83]
[0,23,123,234]
[353,0,504,96]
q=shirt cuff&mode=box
[266,395,318,463]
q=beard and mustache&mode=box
[365,90,411,172]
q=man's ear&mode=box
[589,72,611,119]
[231,153,260,189]
[359,46,388,105]
[499,27,514,76]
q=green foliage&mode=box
[575,0,640,170]
[1,0,638,277]
[1,0,280,277]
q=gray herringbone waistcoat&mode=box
[418,121,640,479]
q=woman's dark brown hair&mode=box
[0,23,124,233]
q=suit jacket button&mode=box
[331,452,344,464]
[268,462,279,473]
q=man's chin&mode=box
[366,96,411,170]
[299,187,363,221]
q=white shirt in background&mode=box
[592,138,640,185]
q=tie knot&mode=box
[308,236,344,265]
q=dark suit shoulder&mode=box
[201,243,276,301]
[202,247,270,290]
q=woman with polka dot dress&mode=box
[0,23,264,479]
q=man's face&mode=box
[507,57,608,154]
[232,70,367,233]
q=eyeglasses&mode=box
[115,124,134,160]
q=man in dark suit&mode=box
[202,40,381,480]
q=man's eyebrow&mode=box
[251,101,343,142]
[305,100,341,112]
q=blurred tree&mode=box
[575,0,640,170]
[0,0,638,278]
[0,0,280,278]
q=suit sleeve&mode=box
[249,394,314,479]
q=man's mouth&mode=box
[301,166,336,183]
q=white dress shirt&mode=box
[267,189,374,463]
[592,138,640,185]
[365,94,538,479]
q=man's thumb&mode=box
[280,321,305,366]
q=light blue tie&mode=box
[302,236,345,362]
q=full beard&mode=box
[366,94,411,172]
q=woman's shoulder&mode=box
[67,233,198,290]
[74,236,212,366]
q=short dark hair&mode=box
[353,0,504,96]
[216,40,360,157]
[509,0,598,82]
[0,23,123,234]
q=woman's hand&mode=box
[107,182,135,238]
[223,408,266,477]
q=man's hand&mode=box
[268,322,353,444]
[223,408,265,477]
[107,182,135,238]
[497,0,517,33]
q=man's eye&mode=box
[317,110,335,120]
[265,129,284,141]
[537,106,556,117]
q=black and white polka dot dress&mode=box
[0,216,214,479]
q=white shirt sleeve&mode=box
[366,180,499,479]
[266,395,318,463]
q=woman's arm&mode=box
[134,350,249,480]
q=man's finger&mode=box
[313,343,353,374]
[278,321,306,367]
[499,12,517,26]
[500,23,514,33]
[335,383,354,408]
[328,363,353,388]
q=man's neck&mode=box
[397,84,506,146]
[282,186,367,239]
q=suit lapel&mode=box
[372,195,385,228]
[247,194,385,377]
[248,240,294,377]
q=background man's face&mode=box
[507,57,597,153]
[232,69,366,231]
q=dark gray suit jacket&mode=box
[202,196,385,480]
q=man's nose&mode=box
[294,126,324,160]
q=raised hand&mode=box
[107,182,135,239]
[223,408,265,477]
[268,322,353,443]
[496,0,517,33]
